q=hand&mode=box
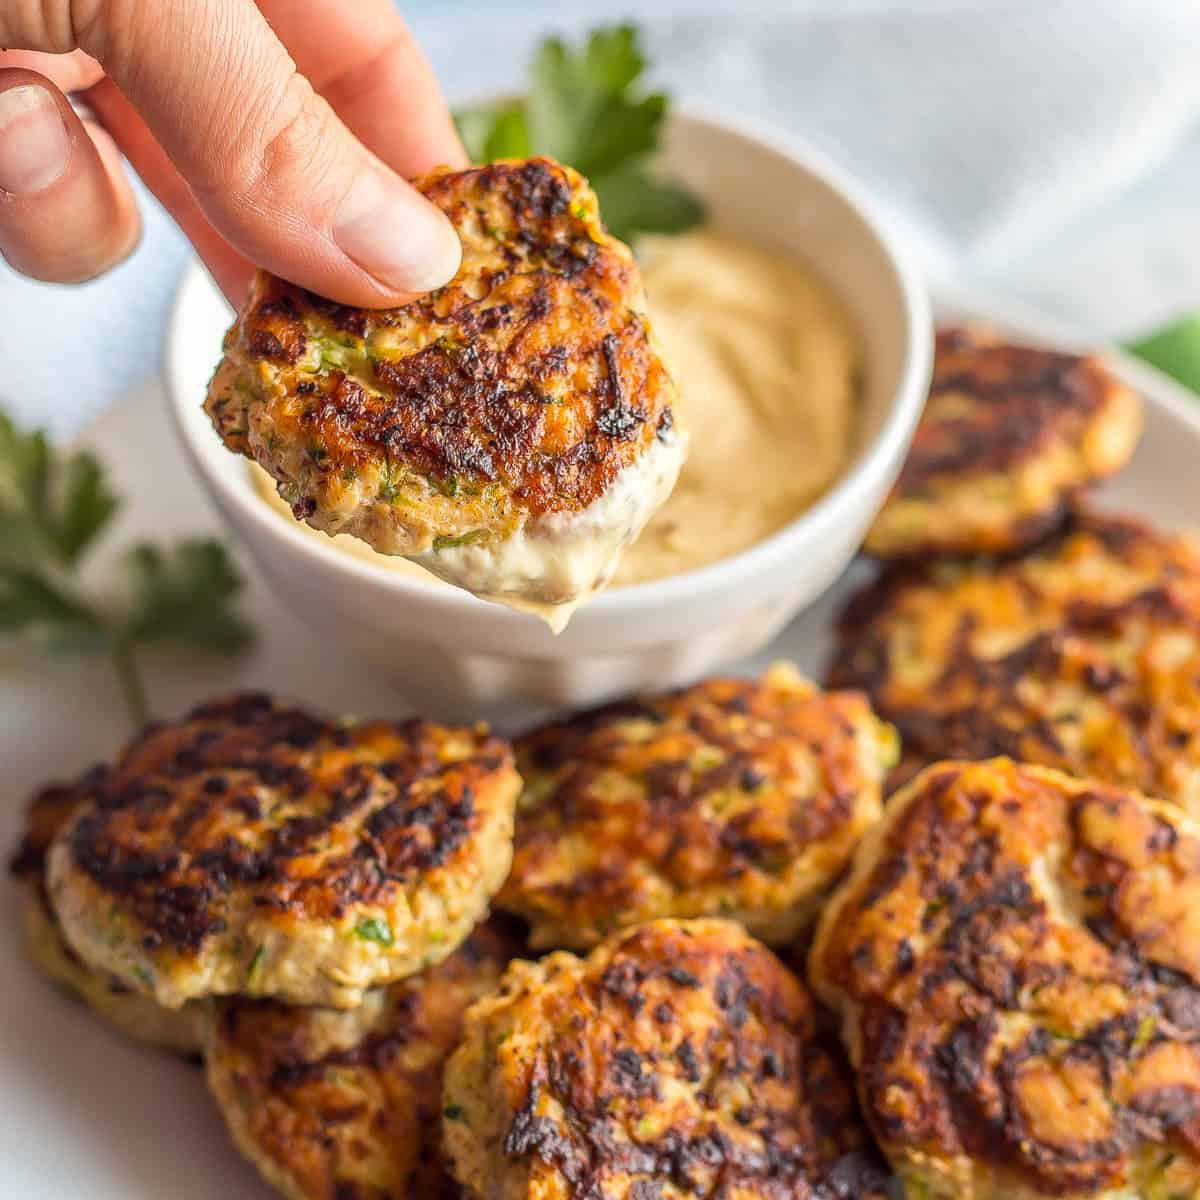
[0,0,467,306]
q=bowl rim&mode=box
[166,104,933,624]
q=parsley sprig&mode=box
[456,24,705,244]
[0,409,253,725]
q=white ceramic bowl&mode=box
[166,108,932,720]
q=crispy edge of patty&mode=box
[808,758,1200,1199]
[442,917,892,1200]
[44,695,520,1009]
[207,921,519,1200]
[865,326,1143,559]
[10,775,210,1056]
[498,662,896,950]
[20,887,210,1057]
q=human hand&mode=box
[0,0,466,306]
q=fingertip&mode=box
[331,167,462,303]
[0,75,70,196]
[0,69,140,284]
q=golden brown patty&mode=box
[864,326,1142,559]
[497,663,896,949]
[208,920,519,1200]
[45,693,519,1009]
[442,918,891,1200]
[10,775,209,1056]
[830,511,1200,816]
[206,157,682,612]
[810,758,1200,1199]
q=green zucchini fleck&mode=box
[354,917,394,947]
[433,530,487,552]
[247,944,266,984]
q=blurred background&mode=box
[3,0,1200,436]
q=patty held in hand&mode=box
[45,693,519,1009]
[865,326,1141,560]
[497,662,896,949]
[206,157,683,625]
[830,510,1200,816]
[208,920,519,1200]
[442,918,891,1200]
[809,758,1200,1199]
[10,773,209,1057]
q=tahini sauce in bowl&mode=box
[250,228,860,592]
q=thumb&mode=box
[16,0,463,305]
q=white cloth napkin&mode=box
[3,0,1200,436]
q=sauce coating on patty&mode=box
[207,157,683,621]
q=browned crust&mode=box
[810,759,1200,1195]
[58,693,514,954]
[211,922,519,1199]
[471,920,890,1197]
[830,510,1200,812]
[868,326,1141,559]
[499,669,890,945]
[10,771,104,883]
[899,328,1128,491]
[10,768,124,983]
[208,157,676,523]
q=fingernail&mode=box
[0,85,70,196]
[334,168,462,295]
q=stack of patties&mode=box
[836,324,1200,813]
[803,327,1200,1197]
[11,692,522,1197]
[461,662,899,1197]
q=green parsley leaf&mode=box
[0,408,255,725]
[114,540,254,652]
[454,24,704,245]
[354,917,394,946]
[0,568,102,643]
[592,164,707,244]
[456,99,531,161]
[1125,312,1200,397]
[0,409,120,571]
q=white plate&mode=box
[2,296,1198,1197]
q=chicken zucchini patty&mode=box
[45,693,519,1009]
[810,758,1200,1199]
[206,157,683,626]
[10,774,209,1056]
[442,918,892,1200]
[497,663,896,949]
[208,921,518,1200]
[830,511,1200,816]
[864,326,1141,559]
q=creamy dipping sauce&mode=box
[250,228,859,594]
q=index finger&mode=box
[1,0,462,306]
[257,0,468,175]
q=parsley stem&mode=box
[111,641,150,727]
